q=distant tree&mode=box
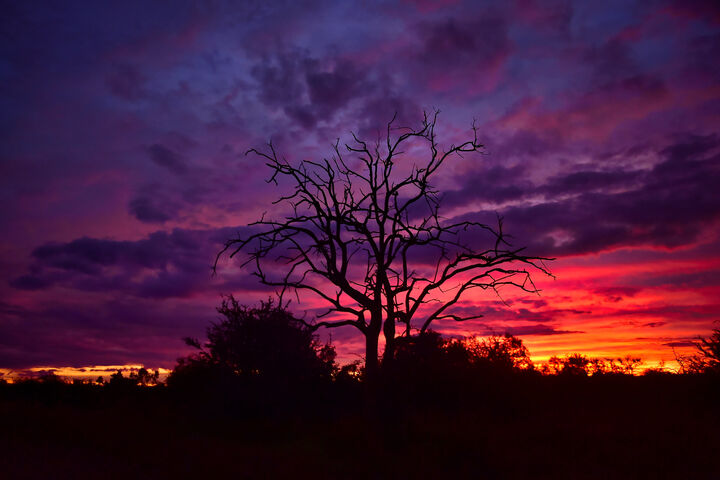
[613,355,643,375]
[172,297,336,386]
[464,333,534,371]
[692,327,720,374]
[215,111,552,380]
[132,368,160,386]
[38,371,64,384]
[588,356,643,376]
[588,358,607,376]
[390,331,533,378]
[547,354,590,376]
[108,368,160,388]
[335,360,364,384]
[642,360,670,377]
[108,370,134,388]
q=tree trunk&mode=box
[363,327,381,421]
[365,330,379,381]
[382,315,396,367]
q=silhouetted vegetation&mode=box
[172,296,335,384]
[2,321,719,479]
[108,368,160,389]
[164,297,343,420]
[690,327,720,374]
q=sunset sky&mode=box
[2,0,719,377]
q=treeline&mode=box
[4,297,717,395]
[2,299,719,479]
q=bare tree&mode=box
[215,111,552,380]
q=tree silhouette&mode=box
[391,331,534,381]
[177,297,336,384]
[215,111,552,379]
[108,368,160,388]
[693,327,720,374]
[548,353,591,376]
[463,333,534,371]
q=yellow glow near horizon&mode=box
[0,365,171,382]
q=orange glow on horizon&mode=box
[0,365,171,383]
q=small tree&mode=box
[216,111,552,380]
[547,354,590,376]
[588,356,643,376]
[464,333,533,371]
[178,297,336,384]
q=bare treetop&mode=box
[215,110,553,376]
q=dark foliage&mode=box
[696,327,720,374]
[167,297,338,410]
[108,368,160,388]
[2,357,719,479]
[390,331,534,373]
[3,317,719,478]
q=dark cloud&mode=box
[0,301,25,316]
[441,302,589,327]
[659,133,718,163]
[663,341,696,348]
[416,14,509,72]
[584,38,637,83]
[443,164,531,207]
[251,51,308,108]
[540,169,643,196]
[9,226,280,302]
[9,275,52,291]
[352,92,422,139]
[105,63,147,101]
[306,60,367,112]
[612,304,720,323]
[514,0,573,33]
[500,325,582,336]
[514,307,590,322]
[594,286,642,303]
[0,298,208,369]
[687,32,720,79]
[451,134,720,256]
[644,322,666,328]
[129,196,172,224]
[517,298,549,308]
[666,0,720,24]
[491,129,557,159]
[444,143,644,212]
[639,269,720,289]
[460,320,582,336]
[146,144,188,174]
[251,52,370,129]
[12,229,212,298]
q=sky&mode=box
[1,0,719,377]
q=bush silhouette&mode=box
[696,327,720,374]
[170,297,336,391]
[463,333,534,371]
[547,353,591,376]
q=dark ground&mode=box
[1,374,718,479]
